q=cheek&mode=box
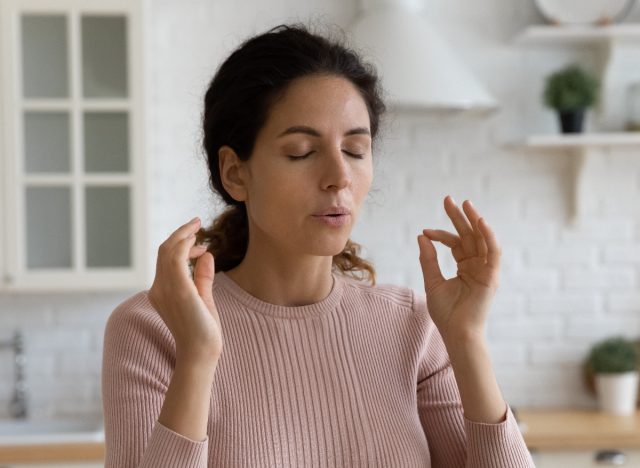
[246,167,308,226]
[353,163,373,201]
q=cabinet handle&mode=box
[595,449,627,465]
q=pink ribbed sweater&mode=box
[102,270,535,468]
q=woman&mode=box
[102,23,535,468]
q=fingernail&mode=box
[189,216,199,224]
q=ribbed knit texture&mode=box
[102,271,535,467]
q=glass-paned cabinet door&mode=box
[0,0,147,292]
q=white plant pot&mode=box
[595,371,639,415]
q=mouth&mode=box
[312,207,352,217]
[312,213,349,218]
[312,213,351,227]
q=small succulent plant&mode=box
[543,63,600,111]
[586,336,638,374]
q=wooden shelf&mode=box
[518,408,640,450]
[515,24,640,46]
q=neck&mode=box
[223,241,335,307]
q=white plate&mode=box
[535,0,636,25]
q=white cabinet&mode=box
[0,0,149,292]
[532,448,640,467]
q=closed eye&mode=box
[287,150,365,160]
[287,151,314,160]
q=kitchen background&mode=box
[1,0,640,427]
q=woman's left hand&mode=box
[417,195,501,343]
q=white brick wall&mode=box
[1,0,640,420]
[357,108,640,408]
[0,294,117,419]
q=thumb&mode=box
[193,251,216,310]
[417,234,445,292]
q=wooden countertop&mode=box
[2,408,638,461]
[517,408,640,450]
[0,441,104,464]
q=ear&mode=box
[218,145,248,202]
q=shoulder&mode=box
[103,290,175,357]
[339,274,427,317]
[102,291,176,395]
[339,275,435,341]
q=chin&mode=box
[306,236,351,257]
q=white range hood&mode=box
[348,0,498,111]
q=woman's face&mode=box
[236,74,374,257]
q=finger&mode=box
[422,229,459,249]
[174,233,199,277]
[443,196,477,256]
[478,218,501,268]
[462,200,488,259]
[193,252,216,310]
[417,234,445,292]
[164,217,201,249]
[422,229,466,262]
[189,244,208,258]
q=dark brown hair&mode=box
[192,22,386,285]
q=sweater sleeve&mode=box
[101,291,209,468]
[412,289,535,467]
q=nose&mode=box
[321,148,351,191]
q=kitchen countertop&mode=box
[0,441,104,464]
[517,408,640,450]
[2,408,639,462]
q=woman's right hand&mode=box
[147,217,223,362]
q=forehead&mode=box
[262,74,370,134]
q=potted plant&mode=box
[543,63,600,133]
[584,336,639,415]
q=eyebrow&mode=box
[276,125,371,138]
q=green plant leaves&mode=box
[543,63,600,111]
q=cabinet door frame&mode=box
[1,0,149,292]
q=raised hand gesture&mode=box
[417,196,501,343]
[147,217,223,361]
